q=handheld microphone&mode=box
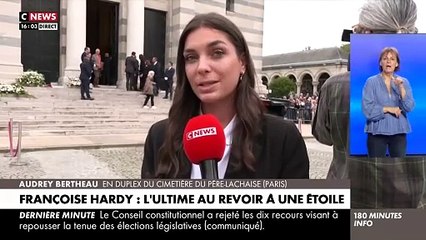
[182,114,226,179]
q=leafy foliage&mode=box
[269,77,296,98]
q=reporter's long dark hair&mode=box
[155,12,264,178]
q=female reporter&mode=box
[362,47,415,157]
[141,12,309,179]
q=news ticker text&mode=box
[0,179,424,239]
[2,209,350,236]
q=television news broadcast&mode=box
[0,0,425,238]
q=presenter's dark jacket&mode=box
[141,114,309,179]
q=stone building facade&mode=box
[0,0,267,94]
[262,47,348,95]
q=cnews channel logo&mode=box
[186,127,217,140]
[18,12,58,31]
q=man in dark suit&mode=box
[81,47,94,87]
[163,61,175,99]
[138,54,146,90]
[103,52,112,85]
[125,52,139,91]
[81,47,90,62]
[80,53,94,100]
[151,57,162,96]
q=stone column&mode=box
[296,81,302,95]
[63,0,86,81]
[114,0,144,89]
[126,0,144,56]
[166,0,195,93]
[312,80,319,95]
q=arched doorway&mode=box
[317,72,330,92]
[87,0,119,85]
[300,74,313,96]
[272,75,280,80]
[261,76,269,88]
[287,74,296,84]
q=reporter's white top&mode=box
[190,115,236,179]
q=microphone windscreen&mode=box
[182,114,226,164]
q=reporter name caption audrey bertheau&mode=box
[0,179,350,233]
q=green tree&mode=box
[268,77,296,98]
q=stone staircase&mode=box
[0,86,171,150]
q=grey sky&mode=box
[262,0,426,56]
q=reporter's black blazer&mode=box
[141,114,310,179]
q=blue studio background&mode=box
[350,34,426,155]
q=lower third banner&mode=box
[0,179,350,236]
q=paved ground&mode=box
[0,138,332,179]
[0,88,332,179]
[0,87,314,151]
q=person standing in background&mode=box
[80,53,94,100]
[125,51,139,91]
[142,70,156,109]
[91,48,102,87]
[139,54,146,91]
[141,59,152,93]
[163,61,175,99]
[151,57,162,96]
[81,47,90,62]
[103,52,112,85]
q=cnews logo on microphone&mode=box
[186,127,217,140]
